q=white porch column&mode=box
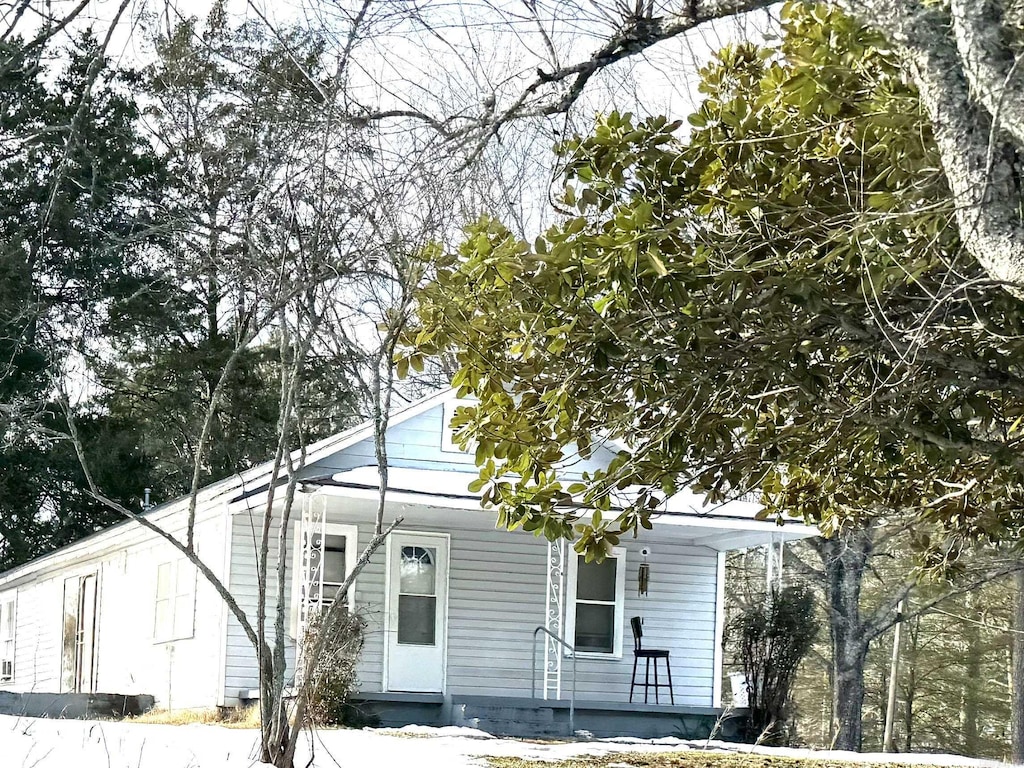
[295,493,327,685]
[543,538,567,699]
[765,534,784,592]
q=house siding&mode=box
[0,509,229,710]
[224,495,719,708]
[305,405,615,479]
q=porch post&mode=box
[544,539,566,699]
[765,533,783,592]
[713,550,726,707]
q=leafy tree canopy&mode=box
[407,1,1024,560]
[0,33,165,567]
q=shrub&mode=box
[727,585,818,744]
[300,609,369,727]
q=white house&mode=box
[0,389,815,736]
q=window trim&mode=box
[0,591,15,683]
[564,546,627,659]
[153,559,196,644]
[290,522,359,639]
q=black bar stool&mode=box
[629,616,674,704]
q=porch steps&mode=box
[451,696,572,738]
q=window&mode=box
[0,594,14,682]
[440,399,477,453]
[153,560,196,643]
[291,523,358,637]
[397,545,437,645]
[565,547,626,657]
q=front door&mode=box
[385,532,448,692]
[61,573,98,693]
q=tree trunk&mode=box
[882,601,904,752]
[833,639,868,751]
[1012,569,1024,762]
[903,615,920,753]
[816,531,871,752]
[962,592,981,756]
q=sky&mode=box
[16,0,775,127]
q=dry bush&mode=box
[300,609,370,727]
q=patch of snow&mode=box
[382,724,495,739]
[0,716,1011,768]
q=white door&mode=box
[385,532,448,692]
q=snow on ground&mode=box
[0,716,1009,768]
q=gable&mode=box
[304,397,621,480]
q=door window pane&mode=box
[400,546,436,595]
[575,603,615,653]
[398,594,436,645]
[576,558,616,601]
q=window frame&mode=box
[153,559,196,644]
[290,522,359,638]
[564,546,627,659]
[0,591,15,682]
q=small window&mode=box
[565,548,626,657]
[154,560,196,643]
[308,533,348,603]
[0,594,15,682]
[291,523,358,637]
[440,399,477,453]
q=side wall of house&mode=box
[0,508,229,710]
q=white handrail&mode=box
[532,625,576,736]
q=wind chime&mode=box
[638,546,651,596]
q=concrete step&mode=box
[451,701,572,738]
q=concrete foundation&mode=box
[0,691,155,719]
[354,692,749,741]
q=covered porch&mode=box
[287,466,816,736]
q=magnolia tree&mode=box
[404,3,1024,750]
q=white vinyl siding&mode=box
[0,510,228,709]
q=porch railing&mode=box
[532,625,576,736]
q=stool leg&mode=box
[654,656,660,704]
[630,655,638,703]
[644,657,651,704]
[666,656,674,705]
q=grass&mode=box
[130,704,261,728]
[486,752,958,768]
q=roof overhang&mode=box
[300,466,819,551]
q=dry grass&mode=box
[131,704,260,728]
[486,752,961,768]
